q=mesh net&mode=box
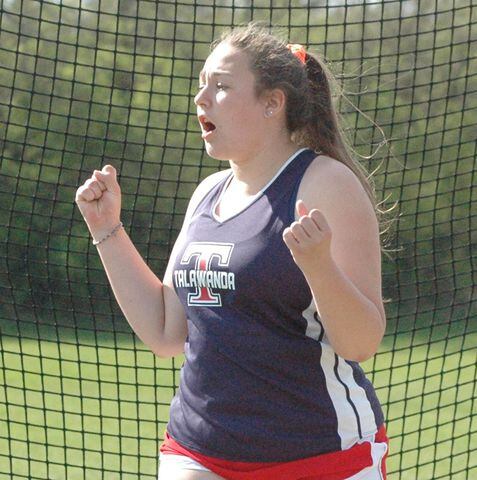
[0,1,476,478]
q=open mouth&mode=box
[198,115,216,133]
[204,121,216,132]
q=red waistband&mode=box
[160,424,389,480]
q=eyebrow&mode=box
[199,70,233,79]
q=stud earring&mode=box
[265,110,273,118]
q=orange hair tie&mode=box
[287,43,307,65]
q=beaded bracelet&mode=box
[92,222,123,245]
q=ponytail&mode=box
[297,51,397,258]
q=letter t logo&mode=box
[181,242,234,306]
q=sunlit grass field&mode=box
[0,333,475,479]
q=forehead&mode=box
[200,42,251,77]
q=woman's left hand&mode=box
[282,200,333,273]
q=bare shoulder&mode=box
[297,154,374,215]
[296,153,380,255]
[299,154,365,194]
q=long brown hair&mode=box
[212,22,397,257]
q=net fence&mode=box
[0,0,475,478]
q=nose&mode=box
[194,85,209,108]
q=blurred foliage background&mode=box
[0,0,475,478]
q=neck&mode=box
[228,140,303,196]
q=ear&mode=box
[261,88,287,117]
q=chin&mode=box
[204,143,232,161]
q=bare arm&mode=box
[283,156,386,362]
[93,226,188,358]
[75,165,229,358]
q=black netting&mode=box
[0,1,475,478]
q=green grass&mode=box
[364,333,476,479]
[0,333,475,479]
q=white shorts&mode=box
[158,441,388,480]
[158,453,211,478]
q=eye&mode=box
[196,82,227,93]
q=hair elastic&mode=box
[287,43,307,64]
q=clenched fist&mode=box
[282,199,333,274]
[75,164,122,240]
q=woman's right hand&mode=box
[75,164,122,240]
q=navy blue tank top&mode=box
[167,148,384,462]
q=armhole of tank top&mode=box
[288,151,323,222]
[184,169,233,225]
[289,178,301,223]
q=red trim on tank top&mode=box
[160,424,389,480]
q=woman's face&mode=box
[194,42,269,161]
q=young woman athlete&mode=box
[75,22,390,480]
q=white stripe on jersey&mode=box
[303,301,378,450]
[302,300,324,341]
